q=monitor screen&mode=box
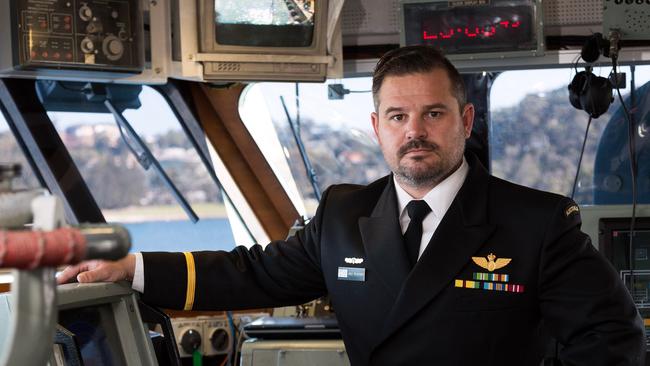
[59,305,127,366]
[599,217,650,347]
[609,229,650,271]
[197,0,329,81]
[599,218,650,272]
[214,0,316,47]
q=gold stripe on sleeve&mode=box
[183,252,196,310]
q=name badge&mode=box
[338,267,366,282]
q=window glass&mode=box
[239,78,390,216]
[490,65,650,205]
[0,109,41,190]
[46,86,236,252]
[0,106,43,283]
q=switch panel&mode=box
[1,0,143,74]
[171,318,204,358]
[200,316,231,357]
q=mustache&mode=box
[397,139,438,158]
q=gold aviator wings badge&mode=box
[472,253,511,272]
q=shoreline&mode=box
[103,203,228,223]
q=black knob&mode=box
[210,329,229,352]
[180,329,202,354]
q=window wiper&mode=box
[280,95,322,201]
[104,98,199,223]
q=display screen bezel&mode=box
[399,0,544,60]
[199,0,328,55]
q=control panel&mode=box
[603,0,650,40]
[201,316,231,357]
[169,313,267,359]
[1,0,143,74]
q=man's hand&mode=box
[56,254,136,284]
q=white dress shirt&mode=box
[131,157,469,292]
[394,157,469,261]
[132,252,144,293]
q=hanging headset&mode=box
[567,33,615,119]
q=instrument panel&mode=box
[3,0,143,74]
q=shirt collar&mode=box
[394,156,469,220]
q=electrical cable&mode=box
[226,311,236,366]
[570,116,592,200]
[192,349,203,366]
[218,356,228,366]
[612,57,639,296]
[234,319,249,366]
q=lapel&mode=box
[358,177,411,298]
[375,153,497,346]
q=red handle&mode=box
[0,228,87,269]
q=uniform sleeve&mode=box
[538,198,645,365]
[139,187,332,311]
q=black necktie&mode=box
[404,200,431,268]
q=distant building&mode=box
[64,124,120,148]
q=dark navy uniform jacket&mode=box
[141,153,645,366]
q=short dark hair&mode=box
[372,46,466,111]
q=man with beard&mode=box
[58,46,645,365]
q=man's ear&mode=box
[461,103,475,138]
[371,112,380,141]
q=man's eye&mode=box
[428,111,442,118]
[390,114,404,121]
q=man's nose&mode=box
[405,118,427,140]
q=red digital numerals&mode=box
[423,20,521,40]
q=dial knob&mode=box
[210,329,229,352]
[79,5,93,21]
[102,35,124,61]
[80,37,94,53]
[179,329,201,354]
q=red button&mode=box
[53,52,61,59]
[41,51,49,58]
[65,52,72,60]
[30,50,37,59]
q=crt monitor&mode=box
[197,0,330,81]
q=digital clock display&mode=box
[402,1,539,55]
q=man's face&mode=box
[371,69,474,188]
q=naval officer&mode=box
[59,45,645,365]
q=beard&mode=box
[393,137,465,188]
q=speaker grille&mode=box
[543,0,602,26]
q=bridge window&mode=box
[490,65,650,205]
[45,85,236,252]
[0,108,44,284]
[0,109,41,191]
[239,79,389,216]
